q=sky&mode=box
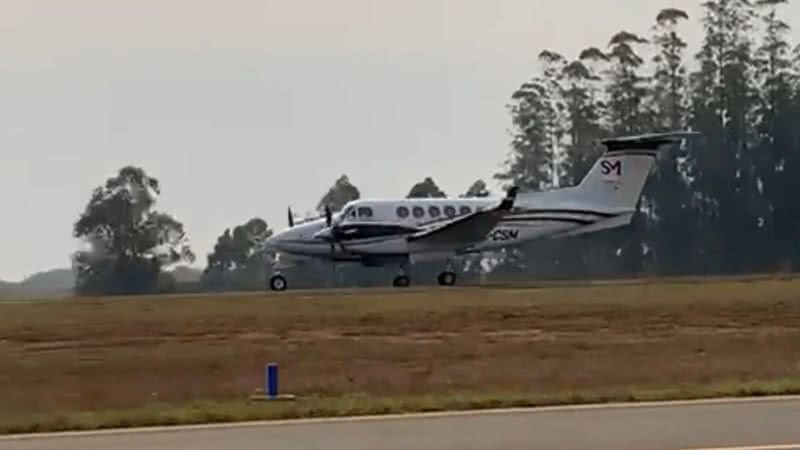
[2,0,800,281]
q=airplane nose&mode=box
[264,230,286,252]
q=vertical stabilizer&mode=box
[572,131,699,211]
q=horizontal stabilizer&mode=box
[600,131,701,151]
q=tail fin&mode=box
[573,131,699,211]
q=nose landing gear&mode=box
[393,262,410,288]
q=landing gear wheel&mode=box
[393,275,410,288]
[437,271,457,286]
[269,274,287,291]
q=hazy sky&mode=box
[2,0,800,281]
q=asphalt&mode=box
[3,397,800,450]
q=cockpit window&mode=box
[340,206,356,221]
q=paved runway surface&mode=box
[3,397,800,450]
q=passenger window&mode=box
[397,206,409,218]
[428,206,441,217]
[459,205,472,215]
[357,207,373,218]
[444,205,456,218]
[412,206,425,218]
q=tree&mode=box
[687,0,761,273]
[407,177,446,198]
[317,175,360,213]
[652,8,691,131]
[495,52,563,191]
[560,48,609,186]
[202,218,273,290]
[462,179,490,197]
[646,7,696,274]
[603,30,654,275]
[605,31,652,135]
[753,0,800,269]
[72,166,195,295]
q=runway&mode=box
[3,396,800,450]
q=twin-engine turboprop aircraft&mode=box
[263,131,699,291]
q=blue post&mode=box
[266,363,278,398]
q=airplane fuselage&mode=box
[268,195,632,265]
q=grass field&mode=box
[2,277,800,433]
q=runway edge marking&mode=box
[670,445,800,450]
[2,395,800,441]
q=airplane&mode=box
[263,131,700,291]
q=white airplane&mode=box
[263,131,699,291]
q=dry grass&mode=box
[1,277,800,432]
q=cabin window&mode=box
[459,205,472,215]
[428,206,441,218]
[396,206,409,218]
[444,205,456,218]
[357,207,373,218]
[412,206,425,218]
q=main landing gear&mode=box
[392,274,410,287]
[391,260,457,288]
[393,263,411,287]
[269,273,287,291]
[436,258,457,287]
[437,270,456,286]
[268,264,458,291]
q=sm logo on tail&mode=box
[600,159,622,177]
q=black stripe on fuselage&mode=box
[334,223,420,241]
[509,208,619,218]
[416,208,620,227]
[301,210,622,246]
[500,216,596,226]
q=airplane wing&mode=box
[406,187,518,250]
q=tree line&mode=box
[492,0,800,280]
[71,1,800,294]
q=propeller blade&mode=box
[287,207,294,227]
[325,205,332,227]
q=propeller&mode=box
[322,204,347,255]
[287,206,295,227]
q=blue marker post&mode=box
[266,362,278,399]
[250,362,295,401]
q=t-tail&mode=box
[514,131,700,238]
